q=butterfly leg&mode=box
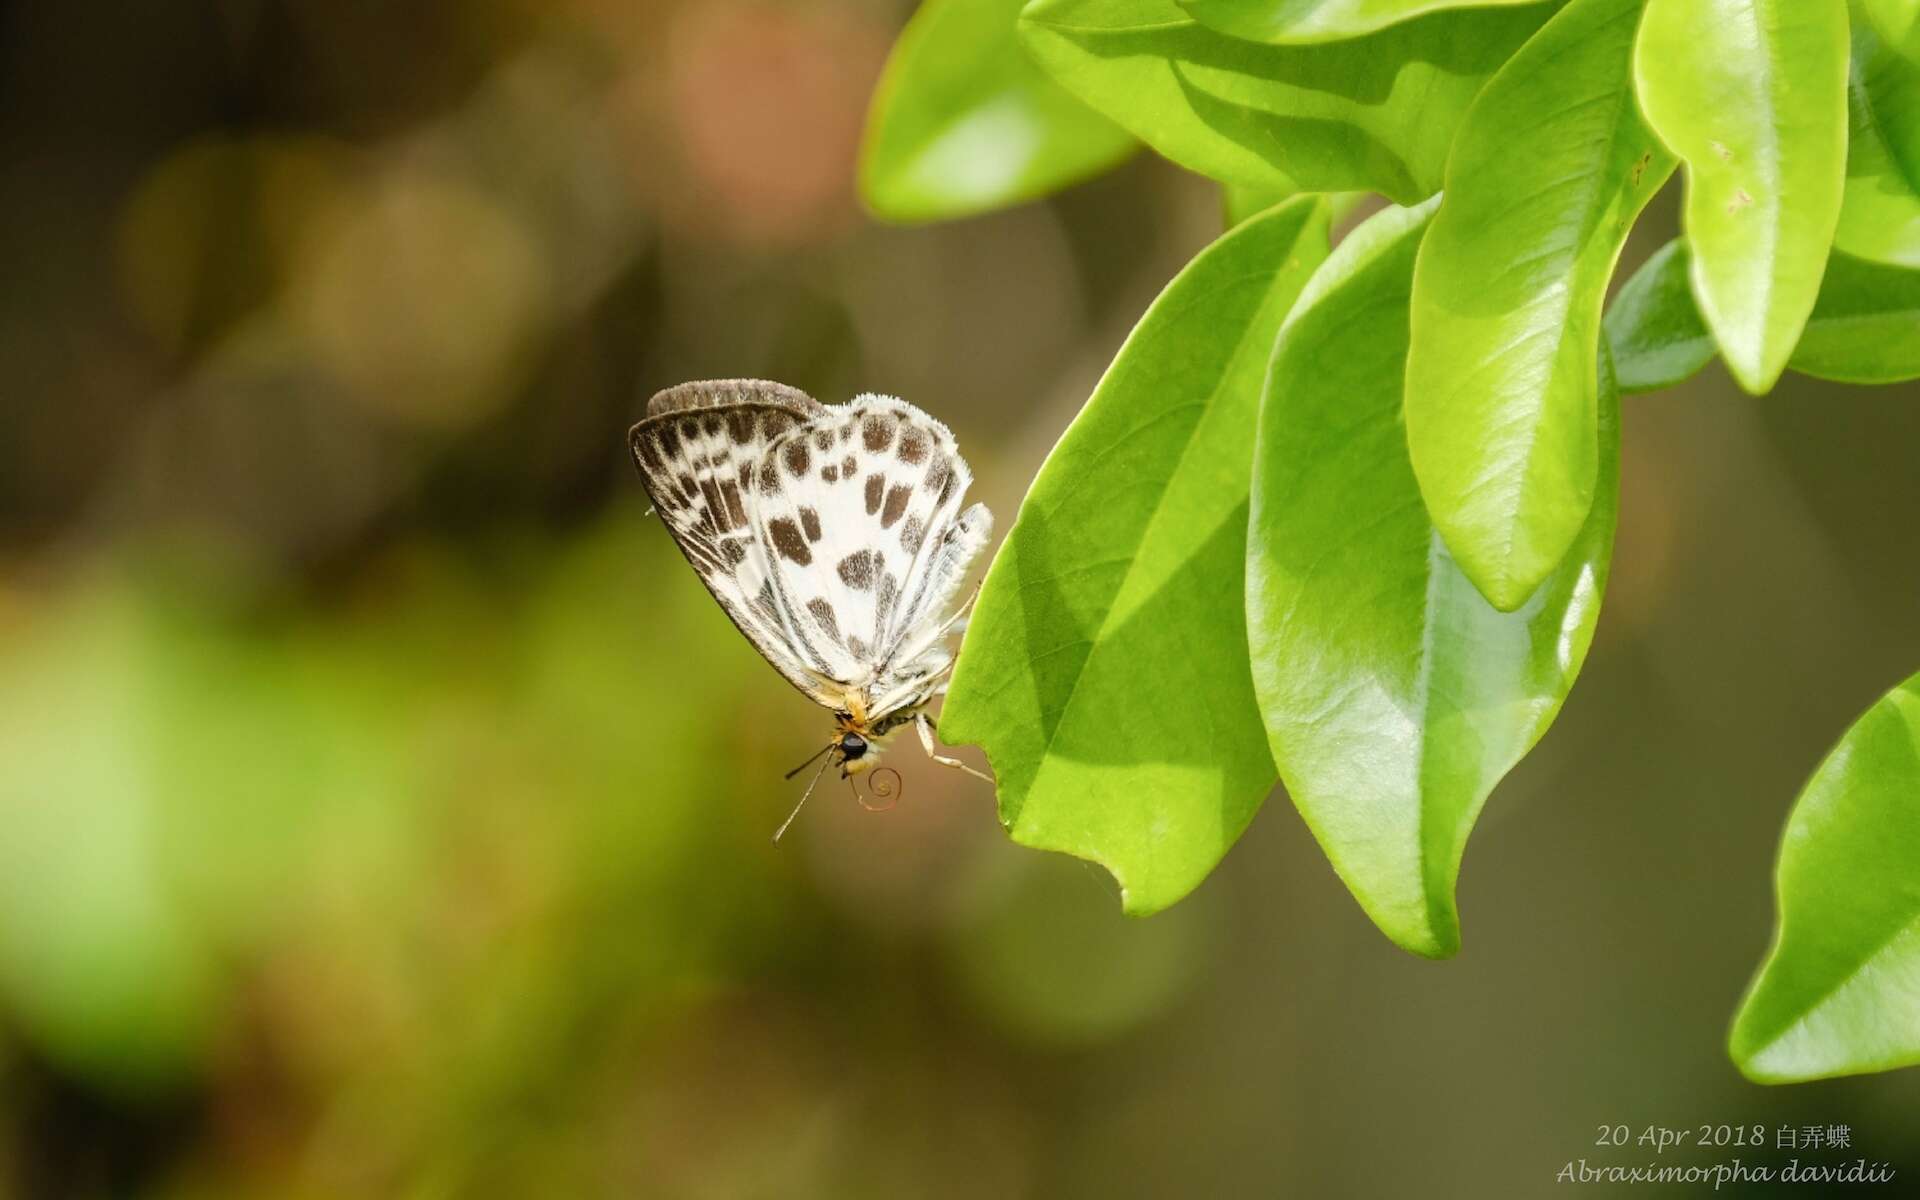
[916,712,994,784]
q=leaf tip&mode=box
[1726,1027,1806,1086]
[1724,351,1788,396]
[1397,933,1460,961]
[1438,542,1541,614]
[1376,901,1461,961]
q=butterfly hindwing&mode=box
[750,397,984,714]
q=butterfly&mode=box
[629,379,995,837]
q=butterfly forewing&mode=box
[629,380,841,705]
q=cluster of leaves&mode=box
[860,0,1920,1083]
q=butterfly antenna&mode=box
[773,750,835,844]
[783,741,834,780]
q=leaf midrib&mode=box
[1022,13,1193,36]
[1019,264,1294,808]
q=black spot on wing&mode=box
[754,581,779,620]
[800,506,822,542]
[897,424,929,465]
[806,598,843,646]
[821,464,838,483]
[782,439,811,478]
[698,477,728,528]
[841,454,856,478]
[719,481,747,530]
[759,460,782,496]
[881,483,911,529]
[770,518,811,565]
[900,516,925,554]
[862,413,896,452]
[925,456,950,497]
[813,429,833,451]
[726,410,754,442]
[864,473,884,515]
[837,550,874,590]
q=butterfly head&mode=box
[832,705,915,775]
[837,730,870,772]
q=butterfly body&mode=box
[629,380,993,802]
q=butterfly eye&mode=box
[839,732,868,760]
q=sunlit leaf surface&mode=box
[1731,669,1920,1083]
[1633,0,1850,393]
[1405,0,1667,611]
[942,196,1331,915]
[1017,0,1553,203]
[861,0,1136,222]
[1860,0,1920,63]
[1180,0,1539,43]
[1248,202,1619,958]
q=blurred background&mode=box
[2,1,1919,1196]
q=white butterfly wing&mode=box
[749,396,990,718]
[629,380,844,706]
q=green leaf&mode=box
[1604,239,1717,392]
[941,196,1331,915]
[860,0,1136,222]
[1789,249,1920,382]
[1221,180,1295,227]
[1221,184,1366,230]
[1180,0,1540,44]
[1406,0,1668,612]
[1016,0,1555,203]
[1730,669,1920,1083]
[1607,238,1920,386]
[1248,201,1619,958]
[1835,9,1920,268]
[1633,0,1851,394]
[1860,0,1920,63]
